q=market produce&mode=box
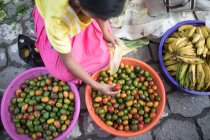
[163,24,210,91]
[92,63,161,132]
[9,74,75,140]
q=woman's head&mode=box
[74,0,127,20]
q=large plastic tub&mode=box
[159,20,210,95]
[85,57,166,137]
[1,67,80,140]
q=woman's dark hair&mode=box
[78,0,126,20]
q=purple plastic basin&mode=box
[0,67,80,140]
[159,20,210,95]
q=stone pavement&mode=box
[0,0,210,140]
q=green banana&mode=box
[184,70,190,88]
[178,63,189,82]
[176,62,183,81]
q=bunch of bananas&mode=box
[163,24,210,91]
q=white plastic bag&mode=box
[109,38,149,75]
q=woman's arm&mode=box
[97,19,119,47]
[58,52,120,95]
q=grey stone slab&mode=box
[194,11,210,21]
[22,1,34,20]
[196,1,210,11]
[79,84,87,110]
[0,67,26,89]
[25,18,36,39]
[3,0,11,4]
[65,121,82,140]
[112,131,152,140]
[153,119,199,140]
[0,48,7,68]
[150,64,172,93]
[161,104,170,118]
[197,110,210,140]
[83,112,110,138]
[168,11,196,22]
[149,42,159,62]
[8,43,26,65]
[167,91,210,117]
[0,131,12,140]
[126,46,151,63]
[0,23,22,44]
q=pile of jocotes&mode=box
[8,74,75,140]
[91,63,161,132]
[163,25,210,91]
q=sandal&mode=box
[18,34,44,67]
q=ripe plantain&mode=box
[178,24,193,31]
[196,27,204,39]
[202,46,208,58]
[184,70,190,88]
[178,45,196,57]
[189,64,196,90]
[165,38,177,44]
[171,32,181,38]
[196,64,205,90]
[163,53,175,61]
[206,36,210,49]
[187,27,196,38]
[197,45,205,55]
[200,26,209,39]
[164,60,179,66]
[177,56,204,64]
[166,63,179,72]
[204,26,210,34]
[192,34,201,44]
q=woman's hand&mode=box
[59,52,120,96]
[103,29,120,47]
[97,19,120,47]
[95,82,120,95]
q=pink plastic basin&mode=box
[0,67,80,140]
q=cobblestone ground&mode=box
[0,1,210,140]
